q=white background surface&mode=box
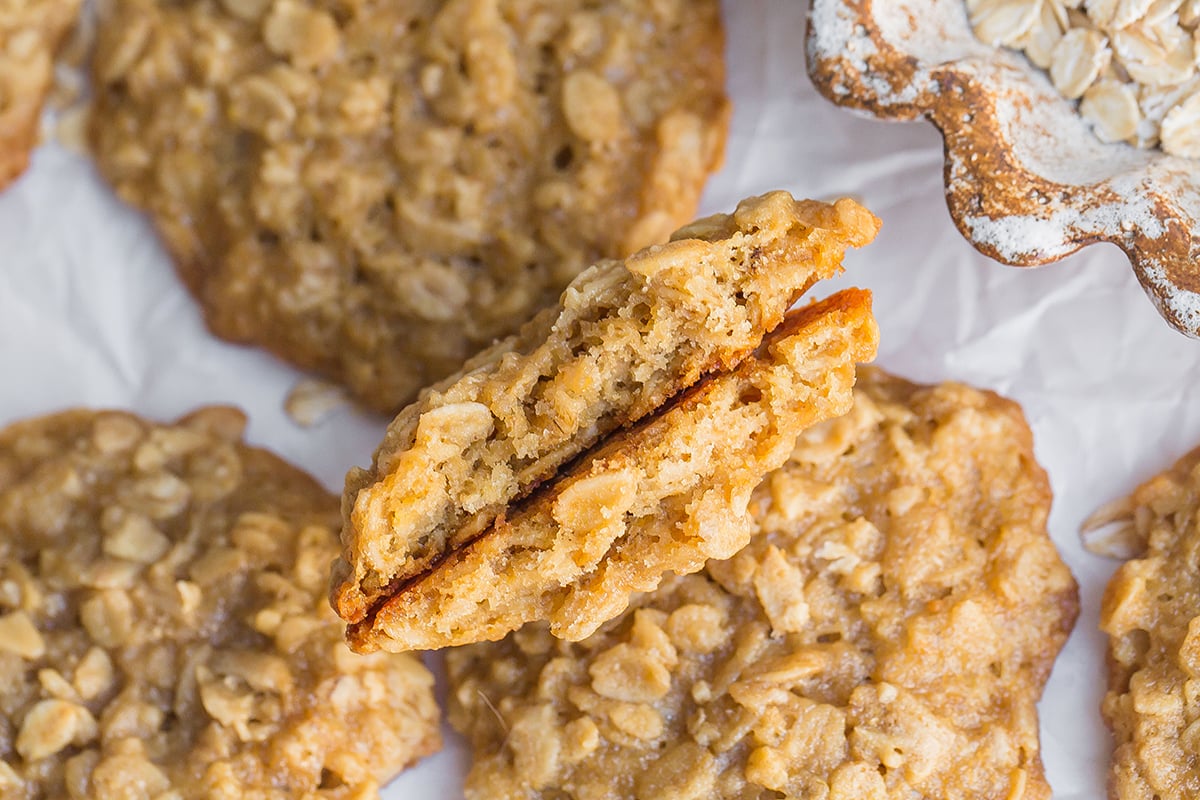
[3,0,1199,796]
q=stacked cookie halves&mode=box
[332,191,883,650]
[330,191,1081,799]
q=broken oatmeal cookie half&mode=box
[0,407,438,799]
[333,191,882,626]
[348,287,879,652]
[446,368,1079,800]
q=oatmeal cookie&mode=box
[334,192,882,625]
[0,407,439,799]
[0,0,79,188]
[349,288,879,653]
[1096,446,1200,799]
[447,368,1079,800]
[88,0,729,412]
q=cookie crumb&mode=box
[285,377,349,427]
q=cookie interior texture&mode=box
[0,0,79,189]
[0,407,439,799]
[88,0,729,412]
[349,288,879,653]
[1099,446,1200,800]
[334,191,882,625]
[447,368,1079,800]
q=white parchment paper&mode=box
[4,0,1199,796]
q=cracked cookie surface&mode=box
[1098,446,1200,799]
[89,0,728,412]
[0,408,439,799]
[350,288,878,652]
[0,0,79,188]
[333,192,881,625]
[447,368,1079,800]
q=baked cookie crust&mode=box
[0,408,439,799]
[0,0,79,188]
[333,191,881,625]
[446,369,1079,800]
[349,288,878,652]
[1098,446,1200,799]
[88,0,729,412]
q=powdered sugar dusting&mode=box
[963,189,1165,262]
[1143,263,1200,333]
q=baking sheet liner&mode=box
[4,0,1196,796]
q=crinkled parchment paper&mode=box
[3,0,1198,796]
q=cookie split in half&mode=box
[350,287,879,652]
[447,369,1080,800]
[332,191,882,628]
[0,407,438,798]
